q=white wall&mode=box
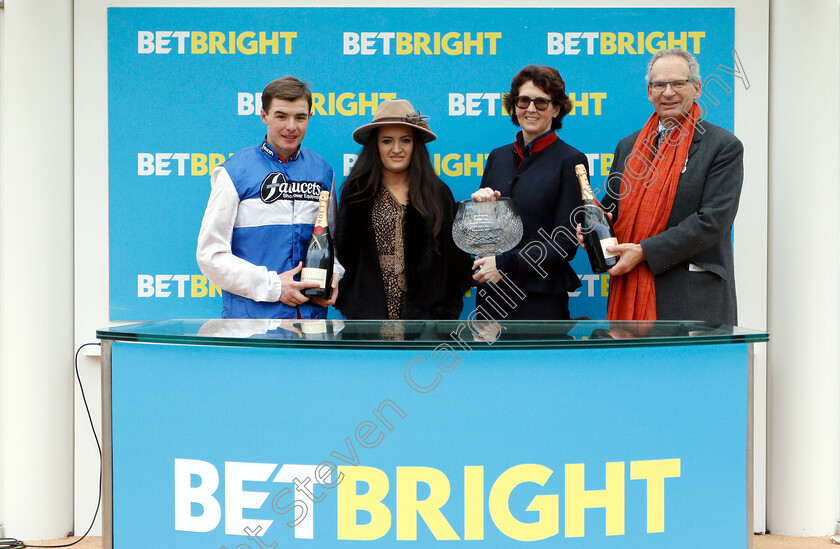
[65,0,775,539]
[766,0,840,536]
[0,0,75,541]
[732,0,770,533]
[73,0,110,536]
[0,3,5,535]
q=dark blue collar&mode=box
[514,130,557,160]
[261,138,301,163]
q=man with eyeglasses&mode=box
[595,48,744,325]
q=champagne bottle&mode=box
[302,190,334,298]
[575,164,619,274]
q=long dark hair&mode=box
[340,126,452,252]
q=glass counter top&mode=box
[97,319,768,350]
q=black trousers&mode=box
[475,285,570,321]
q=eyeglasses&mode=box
[649,79,694,92]
[515,95,556,111]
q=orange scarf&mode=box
[607,103,700,321]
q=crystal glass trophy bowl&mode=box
[452,198,523,257]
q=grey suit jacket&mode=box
[600,120,744,325]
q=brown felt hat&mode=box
[352,99,437,144]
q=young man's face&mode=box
[260,97,311,160]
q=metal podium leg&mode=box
[747,343,754,549]
[101,341,113,549]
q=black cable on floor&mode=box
[1,343,102,548]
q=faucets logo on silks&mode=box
[261,172,322,203]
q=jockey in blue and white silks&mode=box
[197,138,342,319]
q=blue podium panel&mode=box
[109,340,747,548]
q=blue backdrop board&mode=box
[107,7,736,320]
[108,338,748,547]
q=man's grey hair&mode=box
[645,48,701,83]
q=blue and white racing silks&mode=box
[197,139,342,319]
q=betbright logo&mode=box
[137,153,231,176]
[342,32,502,55]
[174,459,681,542]
[448,93,507,116]
[447,93,607,117]
[237,92,398,116]
[547,31,704,55]
[137,31,297,55]
[137,275,221,298]
[342,153,488,178]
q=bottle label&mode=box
[600,237,619,258]
[299,319,327,334]
[301,267,327,287]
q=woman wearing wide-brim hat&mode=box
[334,99,472,320]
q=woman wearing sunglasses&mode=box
[471,65,587,320]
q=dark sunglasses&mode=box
[515,95,556,111]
